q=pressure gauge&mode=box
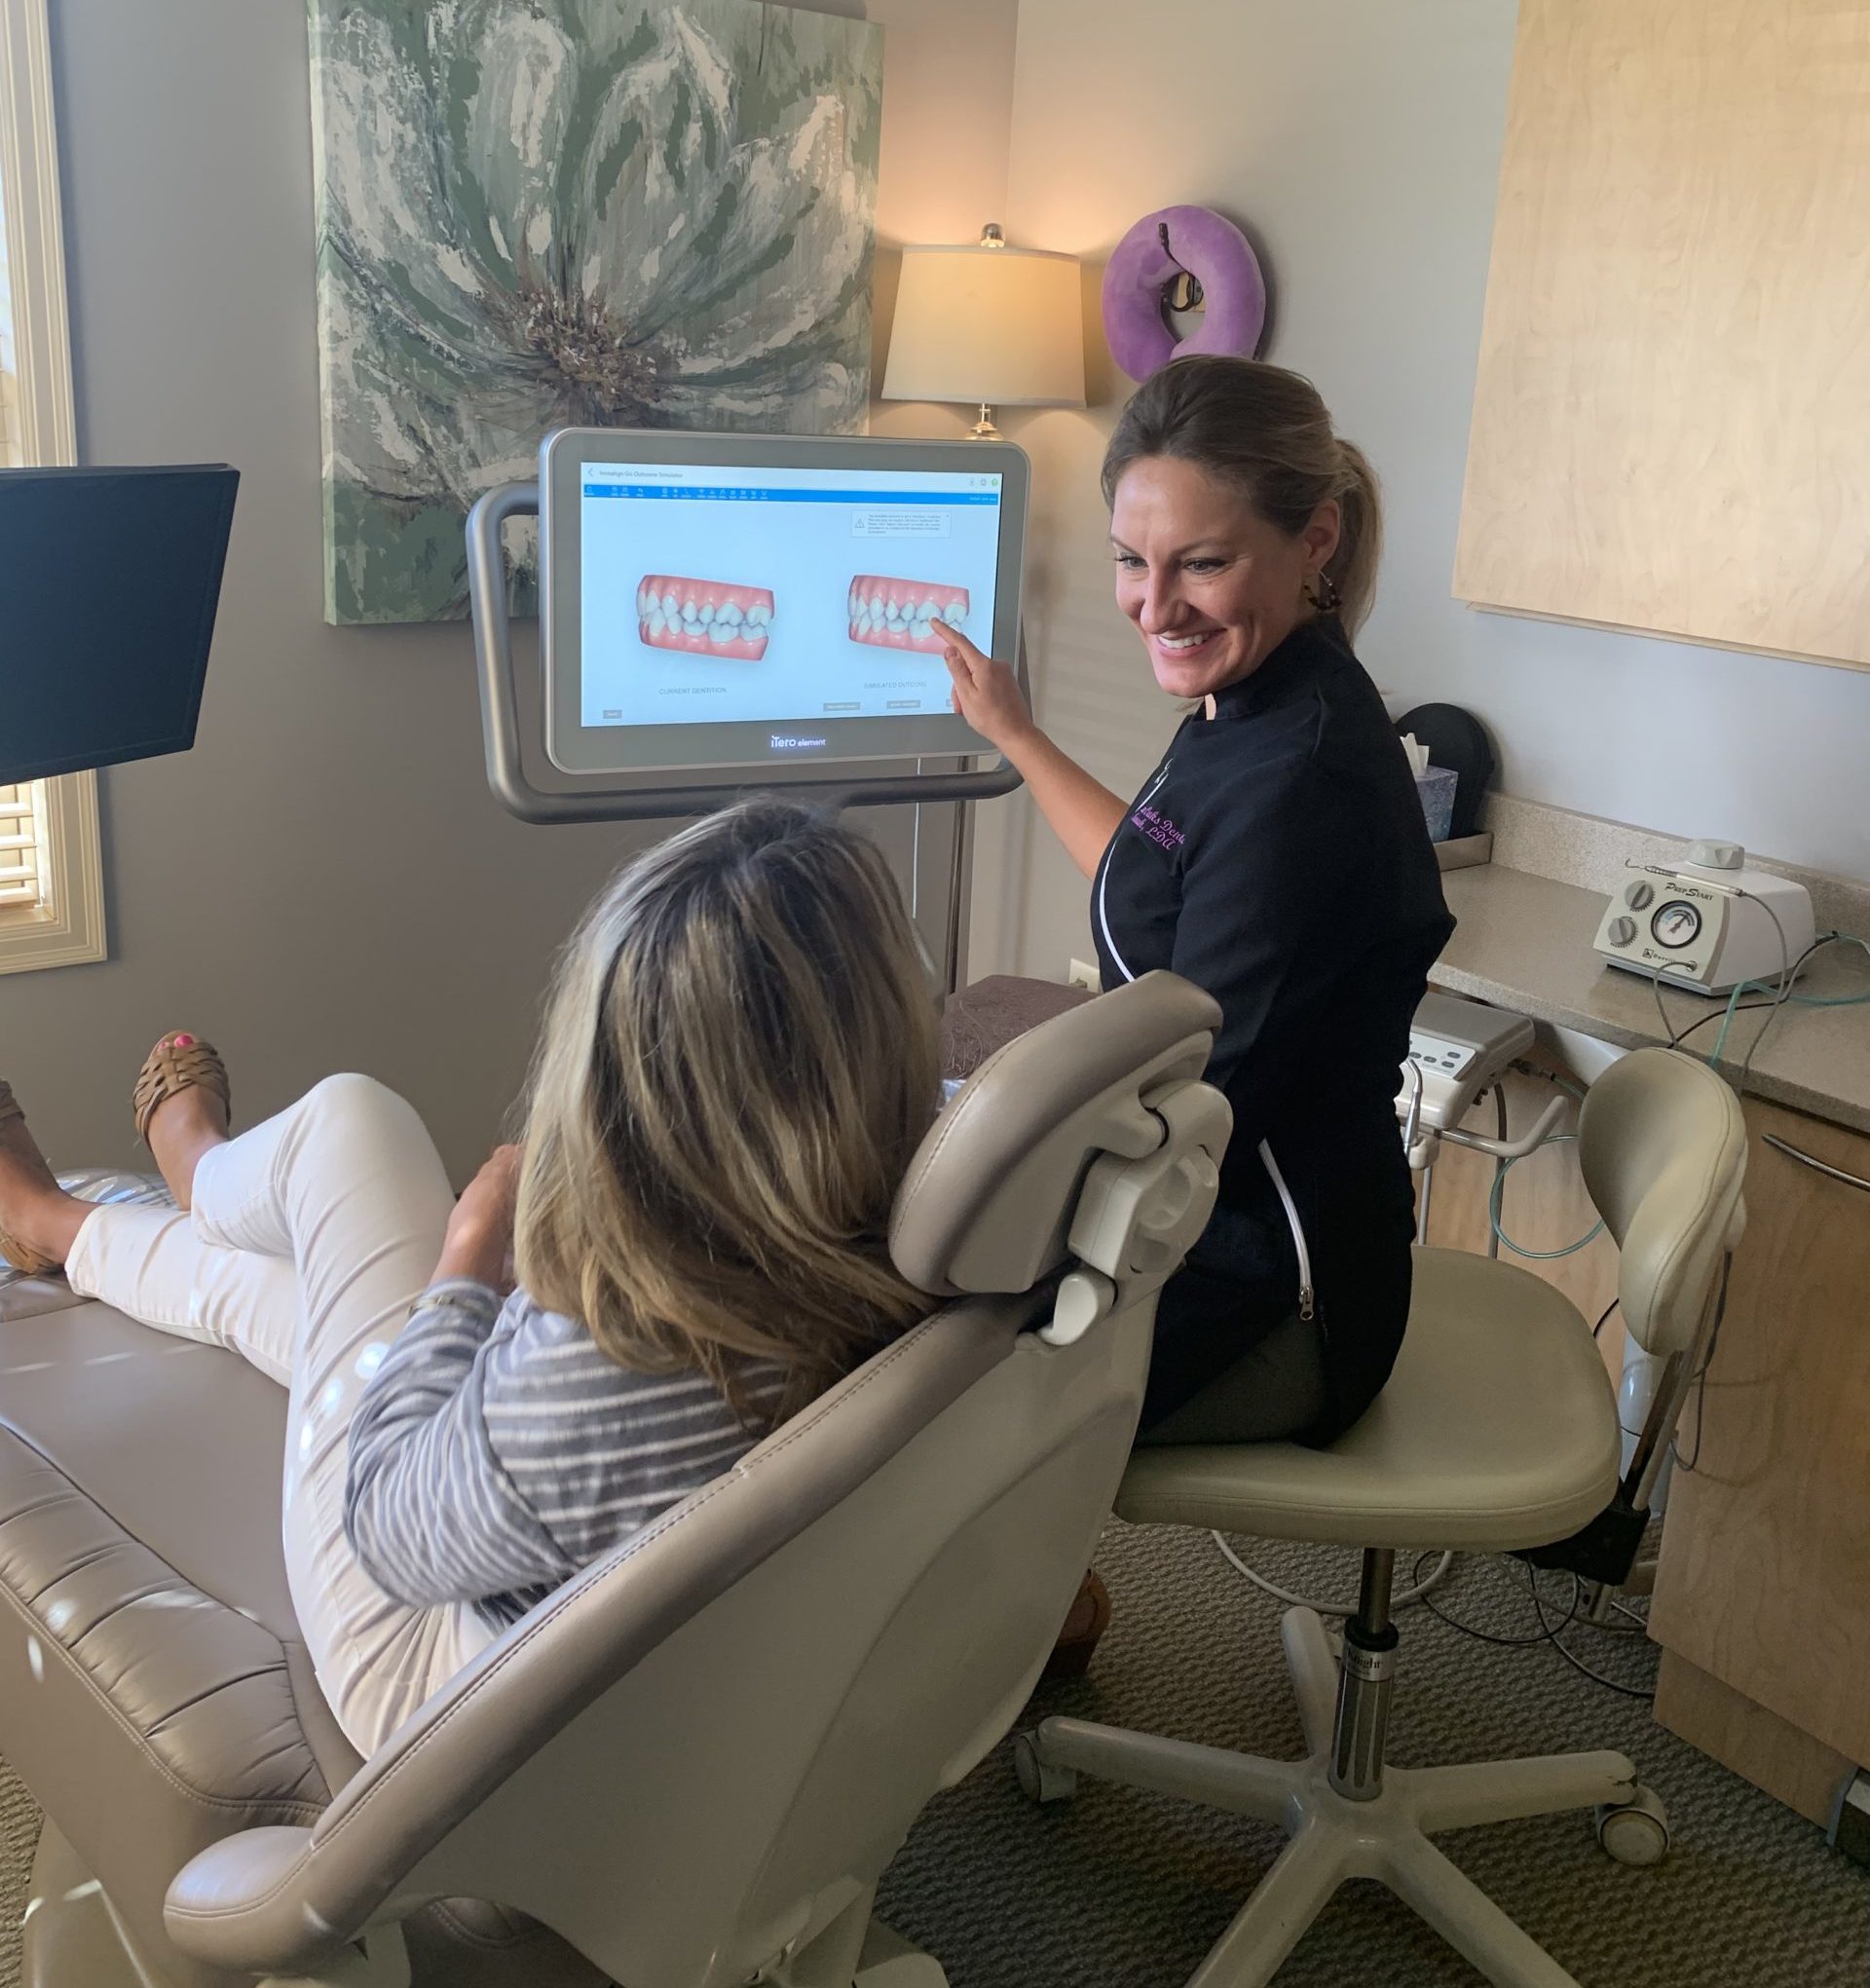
[1651,901,1702,950]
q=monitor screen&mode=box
[542,431,1028,777]
[0,465,239,784]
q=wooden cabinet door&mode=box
[1648,1102,1870,1766]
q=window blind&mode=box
[0,782,48,912]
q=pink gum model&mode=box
[637,575,774,660]
[847,576,970,655]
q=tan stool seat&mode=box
[1117,1246,1622,1551]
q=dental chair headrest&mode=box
[891,970,1222,1297]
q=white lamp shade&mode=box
[882,244,1086,408]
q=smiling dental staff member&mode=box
[939,356,1453,1448]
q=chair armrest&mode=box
[164,1827,335,1975]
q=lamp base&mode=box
[967,401,1002,440]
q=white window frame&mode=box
[0,0,104,974]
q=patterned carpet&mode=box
[0,1748,32,1988]
[3,1522,1864,1985]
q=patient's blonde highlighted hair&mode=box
[515,798,940,1428]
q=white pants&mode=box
[66,1074,495,1757]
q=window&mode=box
[0,0,104,974]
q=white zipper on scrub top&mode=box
[1255,1141,1316,1323]
[1097,801,1316,1324]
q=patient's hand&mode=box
[434,1144,522,1291]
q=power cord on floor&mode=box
[1411,1552,1659,1703]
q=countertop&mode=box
[1434,864,1870,1137]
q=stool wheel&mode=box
[1012,1731,1078,1805]
[1595,1785,1669,1866]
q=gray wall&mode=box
[976,0,1870,986]
[7,0,1017,1178]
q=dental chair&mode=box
[1015,1045,1747,1988]
[0,970,1229,1988]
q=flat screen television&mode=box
[0,464,239,783]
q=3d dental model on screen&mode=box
[637,577,775,659]
[846,577,970,655]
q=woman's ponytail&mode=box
[1325,438,1381,636]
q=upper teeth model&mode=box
[847,576,971,655]
[636,576,775,659]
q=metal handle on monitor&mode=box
[467,480,1027,824]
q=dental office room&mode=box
[4,0,1870,1981]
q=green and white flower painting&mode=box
[308,0,882,624]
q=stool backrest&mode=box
[1578,1048,1747,1358]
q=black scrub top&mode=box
[1092,614,1455,1439]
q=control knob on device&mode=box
[1607,916,1638,948]
[1625,881,1654,910]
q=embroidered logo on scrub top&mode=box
[1131,799,1186,851]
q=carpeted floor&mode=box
[875,1522,1869,1986]
[0,1744,33,1988]
[4,1522,1864,1986]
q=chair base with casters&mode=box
[1013,1244,1679,1988]
[1017,1550,1666,1988]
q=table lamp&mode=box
[880,224,1086,438]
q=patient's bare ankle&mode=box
[146,1086,229,1212]
[0,1112,86,1267]
[11,1188,90,1268]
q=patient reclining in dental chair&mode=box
[0,798,945,1758]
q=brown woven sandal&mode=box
[0,1080,60,1277]
[131,1033,232,1148]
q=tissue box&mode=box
[1414,765,1458,843]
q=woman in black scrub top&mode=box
[938,356,1453,1448]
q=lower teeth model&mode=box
[846,576,970,655]
[637,575,774,660]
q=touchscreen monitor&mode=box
[542,431,1028,776]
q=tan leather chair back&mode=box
[1578,1047,1747,1358]
[165,974,1227,1988]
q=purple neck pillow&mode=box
[1102,205,1266,381]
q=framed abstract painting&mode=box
[307,0,882,624]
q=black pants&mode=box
[1135,1298,1328,1446]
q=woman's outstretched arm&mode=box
[936,622,1128,881]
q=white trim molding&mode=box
[0,769,105,974]
[0,0,107,974]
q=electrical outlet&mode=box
[1066,957,1101,993]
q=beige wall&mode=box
[3,0,1017,1178]
[868,0,1018,444]
[985,0,1870,987]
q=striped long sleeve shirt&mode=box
[343,1280,792,1627]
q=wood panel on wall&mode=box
[1453,0,1870,673]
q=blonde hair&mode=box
[514,797,940,1429]
[1101,356,1384,634]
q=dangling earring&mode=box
[1301,569,1341,614]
